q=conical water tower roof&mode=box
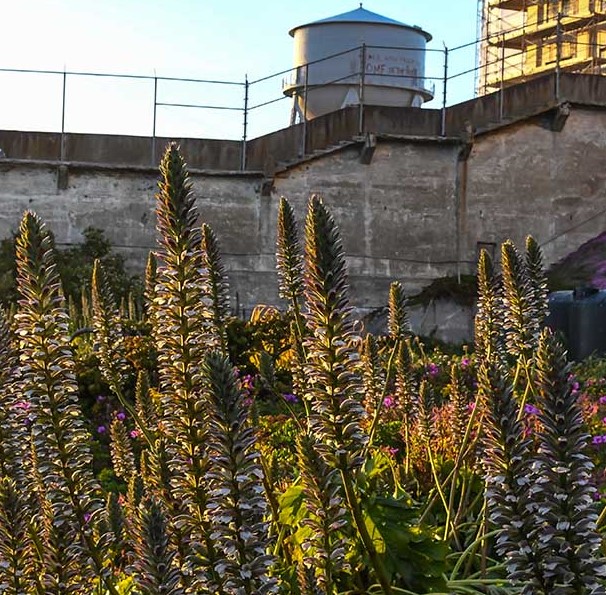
[289,5,432,40]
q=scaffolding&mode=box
[478,0,606,95]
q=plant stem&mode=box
[365,341,398,456]
[339,457,393,595]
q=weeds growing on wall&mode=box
[0,144,604,594]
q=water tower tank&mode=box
[284,5,433,121]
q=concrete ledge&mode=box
[0,158,264,177]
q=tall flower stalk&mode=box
[479,357,545,594]
[533,329,606,593]
[153,144,223,590]
[14,211,117,593]
[202,352,277,594]
[296,432,349,595]
[201,223,231,353]
[302,195,391,594]
[276,197,308,405]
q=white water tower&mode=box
[284,5,433,121]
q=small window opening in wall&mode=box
[477,241,496,263]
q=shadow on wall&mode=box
[360,298,475,346]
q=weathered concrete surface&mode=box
[0,160,268,309]
[462,107,606,272]
[361,301,475,345]
[0,131,243,170]
[3,74,606,328]
[270,142,459,307]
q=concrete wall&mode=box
[3,74,606,329]
[463,108,606,271]
[270,142,459,307]
[0,159,267,311]
[0,141,460,313]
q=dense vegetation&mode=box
[0,144,604,594]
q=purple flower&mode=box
[96,395,106,403]
[83,512,91,524]
[116,411,126,421]
[426,363,440,377]
[383,396,395,409]
[283,393,298,404]
[97,425,106,434]
[592,435,606,445]
[572,381,580,391]
[242,374,254,390]
[599,396,606,405]
[524,404,540,416]
[387,447,399,457]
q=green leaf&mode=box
[278,484,305,526]
[363,494,449,592]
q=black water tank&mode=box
[546,288,606,360]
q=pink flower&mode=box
[387,447,399,457]
[129,429,140,439]
[383,396,395,409]
[460,357,471,368]
[14,401,31,411]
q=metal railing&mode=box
[0,11,603,169]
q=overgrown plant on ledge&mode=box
[0,143,604,595]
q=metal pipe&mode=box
[60,70,67,162]
[441,44,448,136]
[151,75,158,166]
[302,63,309,156]
[555,11,562,102]
[241,75,249,171]
[499,35,505,122]
[358,43,366,135]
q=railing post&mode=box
[302,63,309,155]
[441,44,448,136]
[358,43,366,134]
[60,70,67,162]
[499,35,505,121]
[241,75,249,171]
[151,75,158,166]
[555,11,562,102]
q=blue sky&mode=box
[0,1,478,139]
